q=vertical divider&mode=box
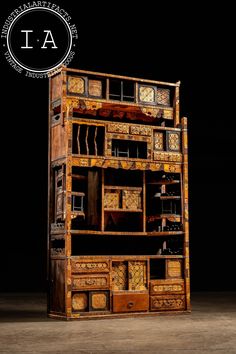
[143,171,146,233]
[101,169,105,232]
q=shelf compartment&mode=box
[104,209,142,212]
[70,230,184,236]
[147,180,180,185]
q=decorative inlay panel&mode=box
[150,295,185,311]
[89,291,109,311]
[128,261,147,291]
[167,132,180,151]
[156,88,170,106]
[139,86,155,103]
[166,260,182,279]
[130,125,151,136]
[107,123,129,134]
[88,80,102,97]
[112,262,127,290]
[72,293,88,311]
[71,260,110,273]
[72,275,109,290]
[150,280,184,295]
[154,132,164,151]
[68,76,85,94]
[154,152,182,162]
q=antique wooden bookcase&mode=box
[48,67,190,319]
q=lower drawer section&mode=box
[113,292,149,313]
[150,295,185,311]
[72,291,110,312]
[150,279,185,295]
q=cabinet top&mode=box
[49,66,180,88]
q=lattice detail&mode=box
[107,123,129,134]
[128,261,147,291]
[112,262,128,290]
[156,88,170,106]
[130,125,151,136]
[122,189,142,210]
[68,76,85,94]
[104,192,119,209]
[168,133,180,151]
[154,132,164,151]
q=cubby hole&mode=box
[109,80,135,102]
[71,236,165,256]
[150,259,166,279]
[72,124,105,156]
[112,139,147,159]
[105,169,142,187]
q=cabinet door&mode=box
[128,261,147,291]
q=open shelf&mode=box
[104,208,143,213]
[147,180,180,185]
[70,230,184,236]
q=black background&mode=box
[1,1,235,292]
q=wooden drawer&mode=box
[113,292,149,313]
[150,295,185,311]
[150,279,185,295]
[72,274,109,290]
[71,259,110,273]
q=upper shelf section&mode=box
[50,67,180,127]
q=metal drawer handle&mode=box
[127,301,134,308]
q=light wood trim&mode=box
[143,171,146,232]
[101,169,105,231]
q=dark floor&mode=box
[0,292,236,353]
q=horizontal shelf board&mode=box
[104,186,142,190]
[104,208,143,212]
[70,255,184,259]
[159,196,181,200]
[70,230,184,236]
[71,211,85,216]
[147,180,180,185]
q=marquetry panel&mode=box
[153,152,182,162]
[166,260,183,279]
[71,260,110,273]
[156,88,170,106]
[89,291,110,311]
[104,192,119,209]
[67,76,86,95]
[150,295,185,311]
[72,293,88,311]
[112,262,128,291]
[139,85,155,103]
[107,123,129,134]
[128,261,147,291]
[167,132,180,152]
[122,189,142,210]
[130,125,152,136]
[154,132,164,151]
[150,279,185,295]
[72,274,109,290]
[88,80,102,97]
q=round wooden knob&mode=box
[127,301,134,308]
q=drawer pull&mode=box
[127,301,134,308]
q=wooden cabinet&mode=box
[48,68,190,319]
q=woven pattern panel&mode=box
[112,262,128,290]
[156,88,170,106]
[128,261,147,291]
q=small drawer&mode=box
[72,274,109,290]
[113,292,149,313]
[150,295,185,311]
[150,279,185,295]
[71,259,110,274]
